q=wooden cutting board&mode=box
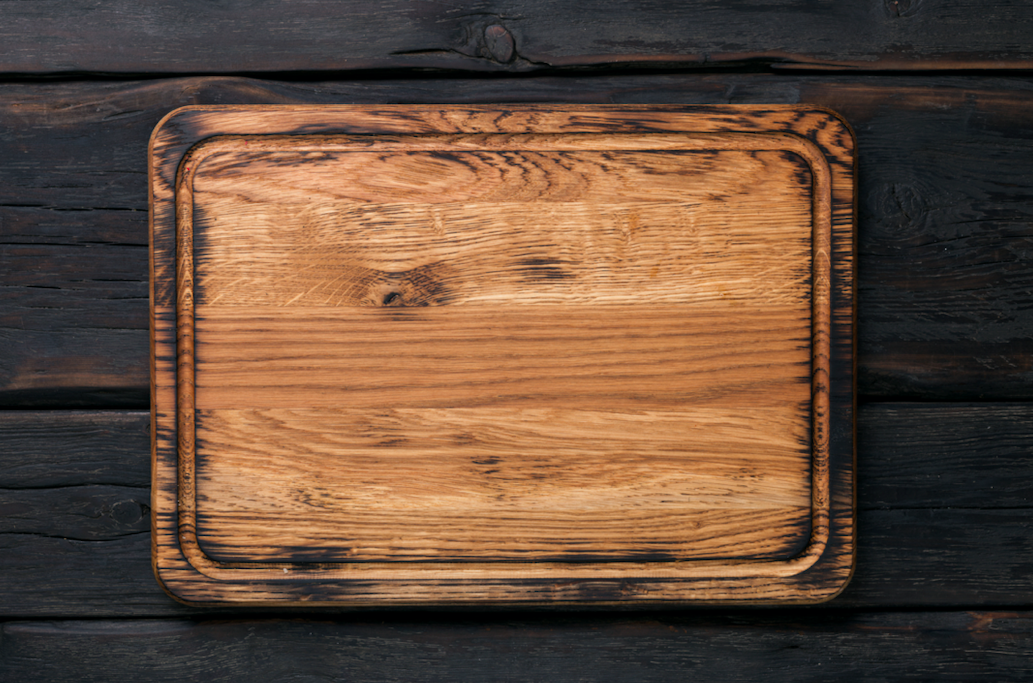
[150,105,855,606]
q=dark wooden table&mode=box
[2,3,1032,680]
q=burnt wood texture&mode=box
[3,613,1032,682]
[3,1,1033,73]
[149,105,855,605]
[2,1,1032,679]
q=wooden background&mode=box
[1,1,1031,679]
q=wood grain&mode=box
[190,306,812,563]
[150,105,853,605]
[858,403,1033,509]
[192,306,811,409]
[2,6,1032,679]
[4,1,1033,74]
[4,75,1032,404]
[6,503,1030,616]
[181,130,818,577]
[0,405,1029,616]
[189,145,812,308]
[4,613,1032,683]
[194,406,811,562]
[0,411,150,488]
[0,486,149,541]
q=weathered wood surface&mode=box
[1,405,1029,616]
[0,486,147,540]
[148,106,853,605]
[858,404,1033,509]
[0,4,1030,678]
[3,1,1033,74]
[0,205,148,407]
[3,75,1032,406]
[3,612,1032,682]
[0,411,149,488]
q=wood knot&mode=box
[884,0,920,17]
[483,24,515,63]
[869,182,925,235]
[110,499,148,526]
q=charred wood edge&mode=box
[143,105,850,605]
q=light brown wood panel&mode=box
[194,406,811,562]
[195,201,810,307]
[192,145,807,205]
[192,305,810,409]
[190,146,812,309]
[151,105,855,606]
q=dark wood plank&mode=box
[838,508,1033,608]
[818,81,1033,400]
[0,331,148,408]
[0,533,193,618]
[842,402,1033,607]
[858,403,1033,509]
[3,612,1032,682]
[0,486,148,540]
[0,405,1030,615]
[3,1,1033,74]
[3,76,1033,404]
[0,411,149,488]
[0,216,148,407]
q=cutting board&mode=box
[150,105,855,606]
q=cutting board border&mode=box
[150,105,856,606]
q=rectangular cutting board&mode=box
[150,105,855,606]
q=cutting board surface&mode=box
[150,106,855,605]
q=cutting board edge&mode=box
[150,104,856,606]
